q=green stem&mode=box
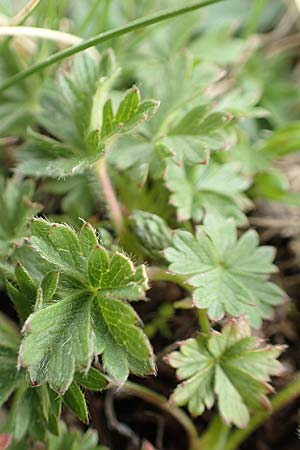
[199,415,231,450]
[198,310,211,336]
[224,374,300,450]
[147,266,192,292]
[117,381,200,450]
[147,267,211,335]
[0,0,225,92]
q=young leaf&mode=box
[165,162,251,224]
[16,54,158,178]
[19,219,154,393]
[166,214,285,327]
[129,210,172,260]
[168,318,284,428]
[108,52,227,183]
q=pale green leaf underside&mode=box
[166,214,284,327]
[168,319,283,428]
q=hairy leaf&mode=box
[17,54,158,178]
[19,219,154,393]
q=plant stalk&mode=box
[116,381,200,450]
[10,0,41,25]
[0,0,225,92]
[147,267,211,335]
[224,374,300,450]
[95,157,124,236]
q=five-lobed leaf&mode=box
[166,214,285,327]
[19,218,154,393]
[168,318,284,428]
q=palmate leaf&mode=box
[168,318,284,428]
[0,178,40,258]
[165,162,251,224]
[166,214,285,327]
[19,219,154,393]
[16,53,158,178]
[108,52,233,183]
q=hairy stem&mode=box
[95,157,124,236]
[225,374,300,450]
[115,381,200,450]
[0,0,225,92]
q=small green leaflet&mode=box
[166,214,285,327]
[17,53,158,178]
[48,421,105,450]
[167,318,284,428]
[0,178,40,258]
[19,219,154,393]
[165,162,251,224]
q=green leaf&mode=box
[19,292,92,393]
[48,422,105,450]
[5,385,62,442]
[0,178,40,258]
[63,382,89,424]
[165,162,251,224]
[166,214,285,327]
[168,318,284,428]
[6,263,37,323]
[108,52,227,183]
[0,345,22,407]
[0,313,19,349]
[160,106,234,165]
[19,219,154,392]
[40,271,59,304]
[16,54,158,178]
[75,367,108,391]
